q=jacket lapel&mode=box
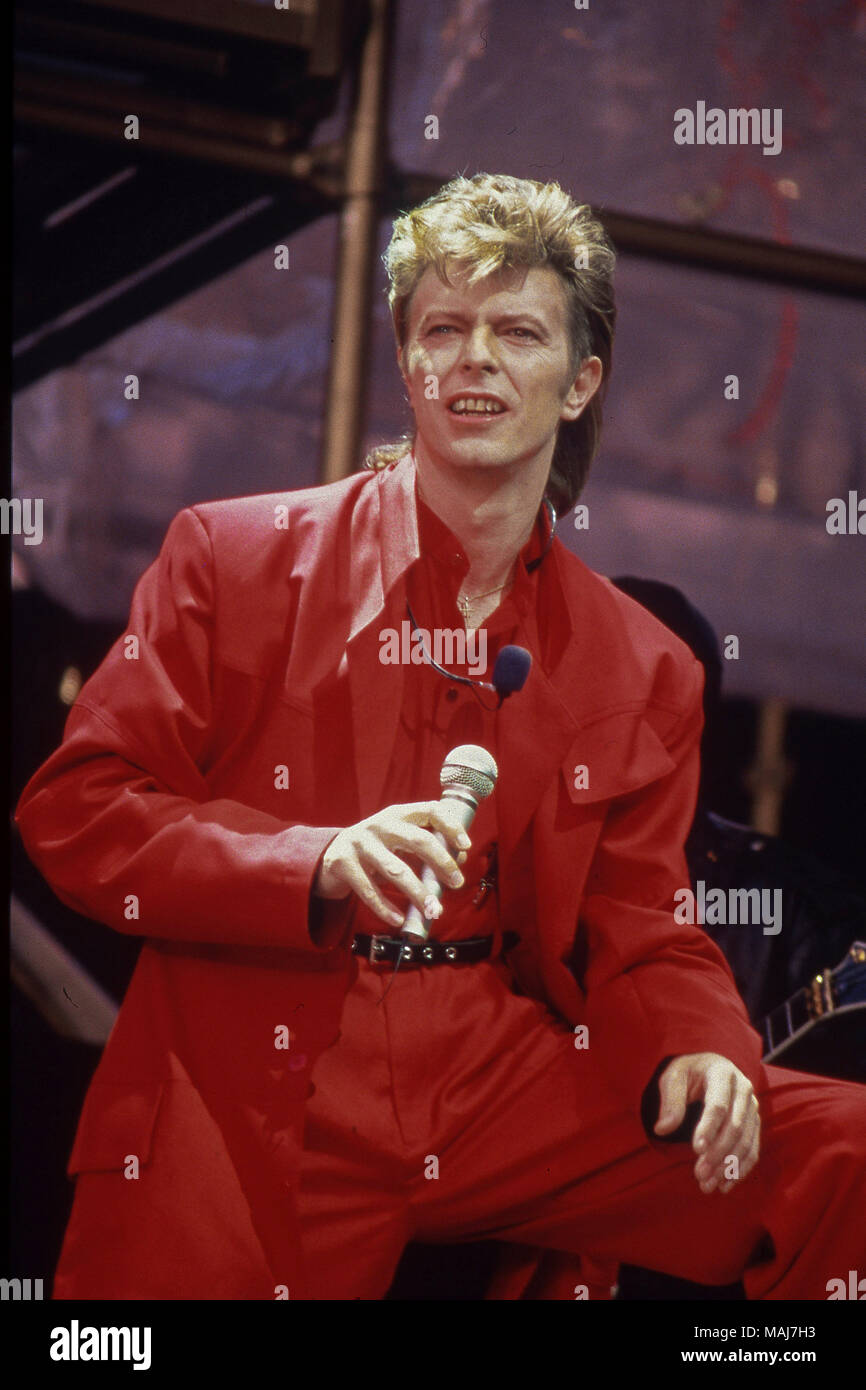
[344,458,420,817]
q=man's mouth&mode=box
[447,396,507,415]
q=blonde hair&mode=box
[366,172,617,511]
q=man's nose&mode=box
[459,325,499,370]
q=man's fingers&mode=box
[370,846,431,908]
[655,1062,689,1133]
[718,1105,762,1193]
[730,1095,761,1174]
[361,842,456,920]
[727,1078,755,1135]
[344,861,406,929]
[693,1065,735,1153]
[315,802,473,921]
[379,822,466,890]
[740,1107,762,1179]
[397,801,473,852]
[695,1080,756,1177]
[428,804,473,850]
[698,1094,761,1193]
[655,1057,761,1198]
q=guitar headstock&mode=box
[816,941,866,1010]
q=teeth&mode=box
[450,397,504,414]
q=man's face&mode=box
[398,262,600,483]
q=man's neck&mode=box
[413,444,548,595]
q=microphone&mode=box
[492,644,531,699]
[462,644,532,702]
[401,744,499,942]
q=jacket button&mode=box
[446,687,458,701]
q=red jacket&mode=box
[15,451,766,1298]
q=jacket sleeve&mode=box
[578,657,767,1116]
[14,507,347,954]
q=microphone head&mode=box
[492,645,532,696]
[440,745,498,801]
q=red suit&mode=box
[16,451,866,1300]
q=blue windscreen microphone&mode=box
[492,644,532,699]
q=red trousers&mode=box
[54,949,866,1301]
[297,952,866,1300]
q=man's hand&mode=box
[313,801,471,929]
[654,1053,761,1195]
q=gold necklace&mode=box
[456,567,515,621]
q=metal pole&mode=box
[11,896,118,1045]
[320,0,395,484]
[747,697,790,837]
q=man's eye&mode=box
[509,327,537,339]
[429,324,456,334]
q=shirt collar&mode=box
[367,450,573,672]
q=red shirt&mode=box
[346,478,551,946]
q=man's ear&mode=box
[561,355,603,423]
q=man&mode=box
[16,173,866,1301]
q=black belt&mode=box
[352,932,496,966]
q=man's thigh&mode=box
[415,1004,865,1294]
[299,969,764,1288]
[408,997,766,1284]
[296,974,414,1300]
[295,1145,412,1300]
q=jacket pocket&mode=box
[67,1079,166,1176]
[562,706,677,807]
